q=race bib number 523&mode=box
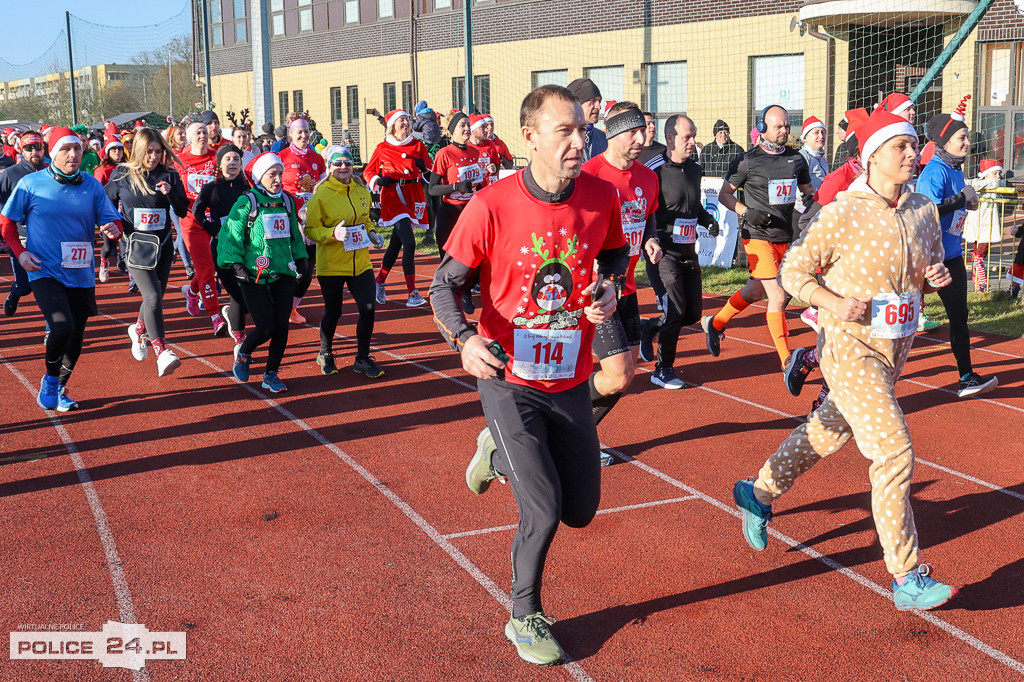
[512,328,582,381]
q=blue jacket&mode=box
[916,154,964,260]
[583,125,607,162]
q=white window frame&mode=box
[272,13,285,36]
[378,0,394,19]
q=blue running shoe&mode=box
[892,564,959,611]
[262,371,287,393]
[37,374,59,410]
[233,352,251,382]
[56,386,79,412]
[733,478,773,551]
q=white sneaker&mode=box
[406,290,427,308]
[233,343,243,361]
[127,324,148,361]
[156,349,181,377]
[375,282,388,305]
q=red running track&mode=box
[0,254,1022,681]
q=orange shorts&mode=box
[743,239,789,280]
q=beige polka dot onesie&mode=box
[752,177,945,578]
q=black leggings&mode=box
[936,255,972,377]
[435,201,465,260]
[238,276,297,373]
[100,233,119,261]
[294,243,317,299]
[212,237,248,333]
[128,244,175,340]
[30,277,97,384]
[318,270,376,358]
[657,248,703,369]
[379,218,416,277]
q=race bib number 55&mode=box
[512,328,582,381]
[870,292,919,339]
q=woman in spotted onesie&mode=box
[731,108,961,611]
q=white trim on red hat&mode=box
[251,152,284,186]
[979,159,1003,176]
[801,117,825,140]
[469,114,486,131]
[52,134,82,153]
[859,120,918,164]
[892,99,914,115]
[385,110,409,129]
[104,139,124,155]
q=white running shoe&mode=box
[127,324,148,362]
[406,290,427,308]
[233,343,242,361]
[375,282,388,305]
[156,349,181,377]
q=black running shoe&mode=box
[3,293,19,317]
[185,265,196,280]
[316,350,339,375]
[700,316,724,357]
[957,372,998,398]
[784,347,813,397]
[353,355,385,379]
[638,322,655,363]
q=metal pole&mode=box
[251,0,274,126]
[201,0,213,105]
[463,0,472,113]
[909,0,995,102]
[168,50,173,119]
[65,11,78,125]
[409,0,418,105]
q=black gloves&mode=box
[414,157,428,172]
[454,179,474,193]
[294,258,310,279]
[743,208,770,228]
[376,177,396,187]
[707,220,720,238]
[231,263,252,283]
[800,192,815,208]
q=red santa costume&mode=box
[364,110,432,228]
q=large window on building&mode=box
[645,61,687,143]
[298,0,313,32]
[331,87,343,124]
[279,91,289,125]
[345,0,359,23]
[975,42,1024,177]
[293,90,304,113]
[271,0,284,36]
[347,85,359,123]
[378,0,394,19]
[750,54,804,135]
[583,65,624,104]
[233,0,247,43]
[451,75,490,113]
[532,69,568,89]
[435,0,451,8]
[402,81,413,113]
[210,0,224,46]
[383,82,396,113]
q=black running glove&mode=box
[454,179,474,193]
[231,263,252,283]
[707,220,720,238]
[294,258,310,279]
[376,177,396,187]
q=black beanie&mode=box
[262,122,274,135]
[200,110,219,125]
[713,120,729,134]
[447,112,469,134]
[567,78,601,103]
[216,143,242,167]
[927,114,967,149]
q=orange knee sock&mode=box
[766,311,790,366]
[712,291,751,331]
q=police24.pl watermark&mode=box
[11,621,186,671]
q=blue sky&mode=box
[0,1,189,69]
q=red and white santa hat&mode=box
[482,113,494,123]
[48,126,82,154]
[979,158,1003,176]
[857,108,918,163]
[245,151,284,186]
[801,116,825,140]
[385,109,409,129]
[877,92,915,117]
[469,113,487,131]
[103,135,124,155]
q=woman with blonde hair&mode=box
[105,127,190,376]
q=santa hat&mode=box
[801,116,825,140]
[877,93,915,116]
[603,100,618,115]
[482,113,494,123]
[2,127,12,139]
[469,114,487,131]
[858,108,918,163]
[48,127,81,154]
[134,120,146,129]
[246,152,283,186]
[920,141,935,167]
[103,136,124,155]
[979,159,1003,176]
[384,109,409,129]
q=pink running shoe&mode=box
[182,284,201,317]
[800,307,819,333]
[211,313,228,337]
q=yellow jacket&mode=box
[303,176,377,277]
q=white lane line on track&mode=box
[154,336,595,682]
[442,495,700,540]
[0,352,150,682]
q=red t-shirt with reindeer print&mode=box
[445,170,625,392]
[582,154,659,297]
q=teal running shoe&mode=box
[733,478,773,551]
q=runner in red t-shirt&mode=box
[581,102,661,458]
[483,113,515,167]
[364,110,433,307]
[427,112,482,257]
[177,121,226,336]
[468,114,500,187]
[278,113,326,324]
[430,86,627,667]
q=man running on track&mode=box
[0,130,47,316]
[430,84,626,667]
[468,114,500,187]
[582,102,661,444]
[702,105,814,370]
[0,127,123,411]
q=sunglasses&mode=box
[332,160,353,167]
[23,144,43,151]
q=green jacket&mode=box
[217,187,307,282]
[80,149,100,176]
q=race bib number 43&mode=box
[769,179,797,205]
[61,241,92,269]
[870,292,919,339]
[512,328,582,381]
[264,213,290,240]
